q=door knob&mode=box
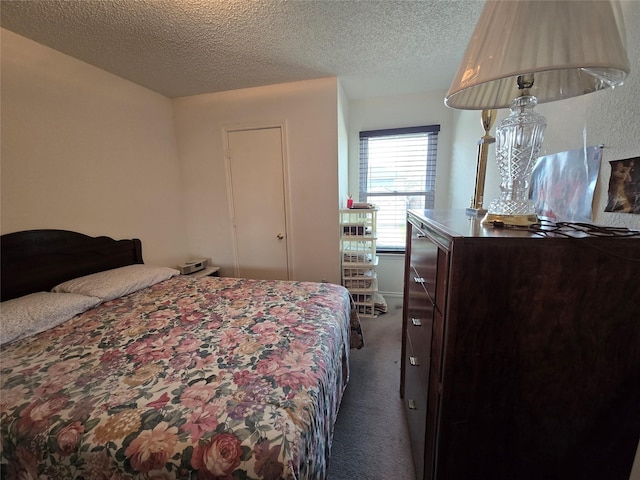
[276,233,284,239]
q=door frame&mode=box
[222,121,293,279]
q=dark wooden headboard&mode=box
[1,230,143,301]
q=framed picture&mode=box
[605,156,640,214]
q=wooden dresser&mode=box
[401,209,640,480]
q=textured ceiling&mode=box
[0,0,484,99]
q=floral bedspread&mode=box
[1,277,361,479]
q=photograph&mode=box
[605,157,640,214]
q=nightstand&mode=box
[183,266,220,278]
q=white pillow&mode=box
[52,264,179,301]
[0,292,101,345]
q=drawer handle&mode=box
[408,399,417,410]
[410,356,419,366]
[414,277,425,284]
[411,318,422,327]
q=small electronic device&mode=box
[177,258,209,275]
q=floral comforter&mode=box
[1,276,362,479]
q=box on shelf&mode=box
[342,225,372,236]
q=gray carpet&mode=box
[328,296,416,480]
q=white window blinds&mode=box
[359,125,440,251]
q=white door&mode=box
[226,127,289,280]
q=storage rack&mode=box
[339,208,378,317]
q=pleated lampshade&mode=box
[445,0,630,110]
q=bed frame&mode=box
[1,229,143,302]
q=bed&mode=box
[0,229,363,480]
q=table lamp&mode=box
[445,0,630,226]
[467,108,497,217]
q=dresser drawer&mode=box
[407,267,433,308]
[404,335,429,405]
[410,226,439,305]
[407,265,435,304]
[404,381,426,480]
[406,323,431,391]
[404,334,428,480]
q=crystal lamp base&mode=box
[483,91,545,229]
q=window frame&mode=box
[359,124,440,253]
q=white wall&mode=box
[347,90,455,296]
[0,29,188,267]
[172,78,342,284]
[347,90,454,208]
[1,28,342,283]
[338,80,350,210]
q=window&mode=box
[359,125,440,251]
